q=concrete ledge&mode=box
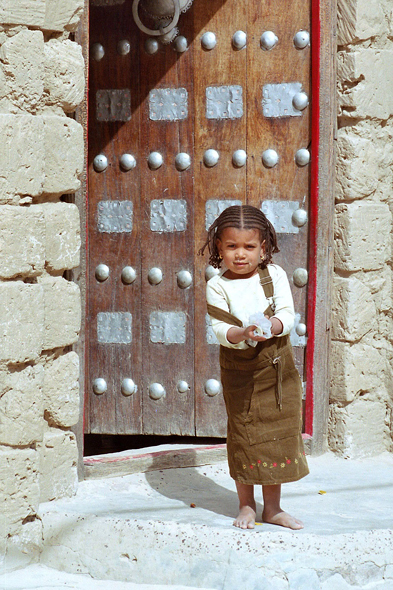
[83,444,228,479]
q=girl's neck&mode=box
[222,267,259,280]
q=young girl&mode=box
[199,204,309,530]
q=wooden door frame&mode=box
[305,0,336,454]
[73,0,336,473]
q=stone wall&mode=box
[0,0,85,567]
[330,0,393,457]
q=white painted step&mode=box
[0,564,215,590]
[36,454,393,590]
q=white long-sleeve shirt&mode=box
[206,264,295,350]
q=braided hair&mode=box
[198,204,279,269]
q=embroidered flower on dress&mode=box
[244,453,305,471]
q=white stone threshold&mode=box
[2,452,393,590]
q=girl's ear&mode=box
[216,238,222,254]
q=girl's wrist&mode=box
[227,326,247,344]
[270,317,283,335]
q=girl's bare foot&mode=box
[262,484,304,530]
[234,481,256,529]
[262,509,304,530]
[233,505,256,529]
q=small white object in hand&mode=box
[249,312,272,339]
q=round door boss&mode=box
[177,270,192,289]
[121,378,137,396]
[149,382,166,400]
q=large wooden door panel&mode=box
[139,17,195,435]
[88,2,143,434]
[87,0,311,436]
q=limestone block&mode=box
[0,447,40,537]
[44,352,80,428]
[336,129,378,201]
[0,0,84,32]
[332,276,376,341]
[0,205,45,279]
[44,0,85,32]
[338,51,393,120]
[39,428,78,502]
[334,202,391,271]
[378,315,393,351]
[328,400,388,457]
[0,29,45,113]
[0,115,45,202]
[337,0,386,45]
[363,267,392,314]
[0,3,46,28]
[0,283,44,363]
[5,518,43,570]
[42,116,84,196]
[42,202,81,271]
[288,569,320,589]
[44,39,85,112]
[0,365,44,446]
[330,341,385,404]
[42,277,81,350]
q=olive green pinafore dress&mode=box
[207,268,309,486]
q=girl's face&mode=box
[216,227,265,279]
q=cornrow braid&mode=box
[198,204,279,269]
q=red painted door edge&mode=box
[305,0,321,436]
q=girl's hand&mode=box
[243,324,267,342]
[227,317,283,344]
[227,325,267,344]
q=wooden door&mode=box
[86,0,311,436]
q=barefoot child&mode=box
[199,204,309,530]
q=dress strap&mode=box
[257,267,274,299]
[206,303,243,327]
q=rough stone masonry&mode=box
[0,0,85,565]
[330,0,393,458]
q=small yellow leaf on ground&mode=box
[318,490,327,495]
